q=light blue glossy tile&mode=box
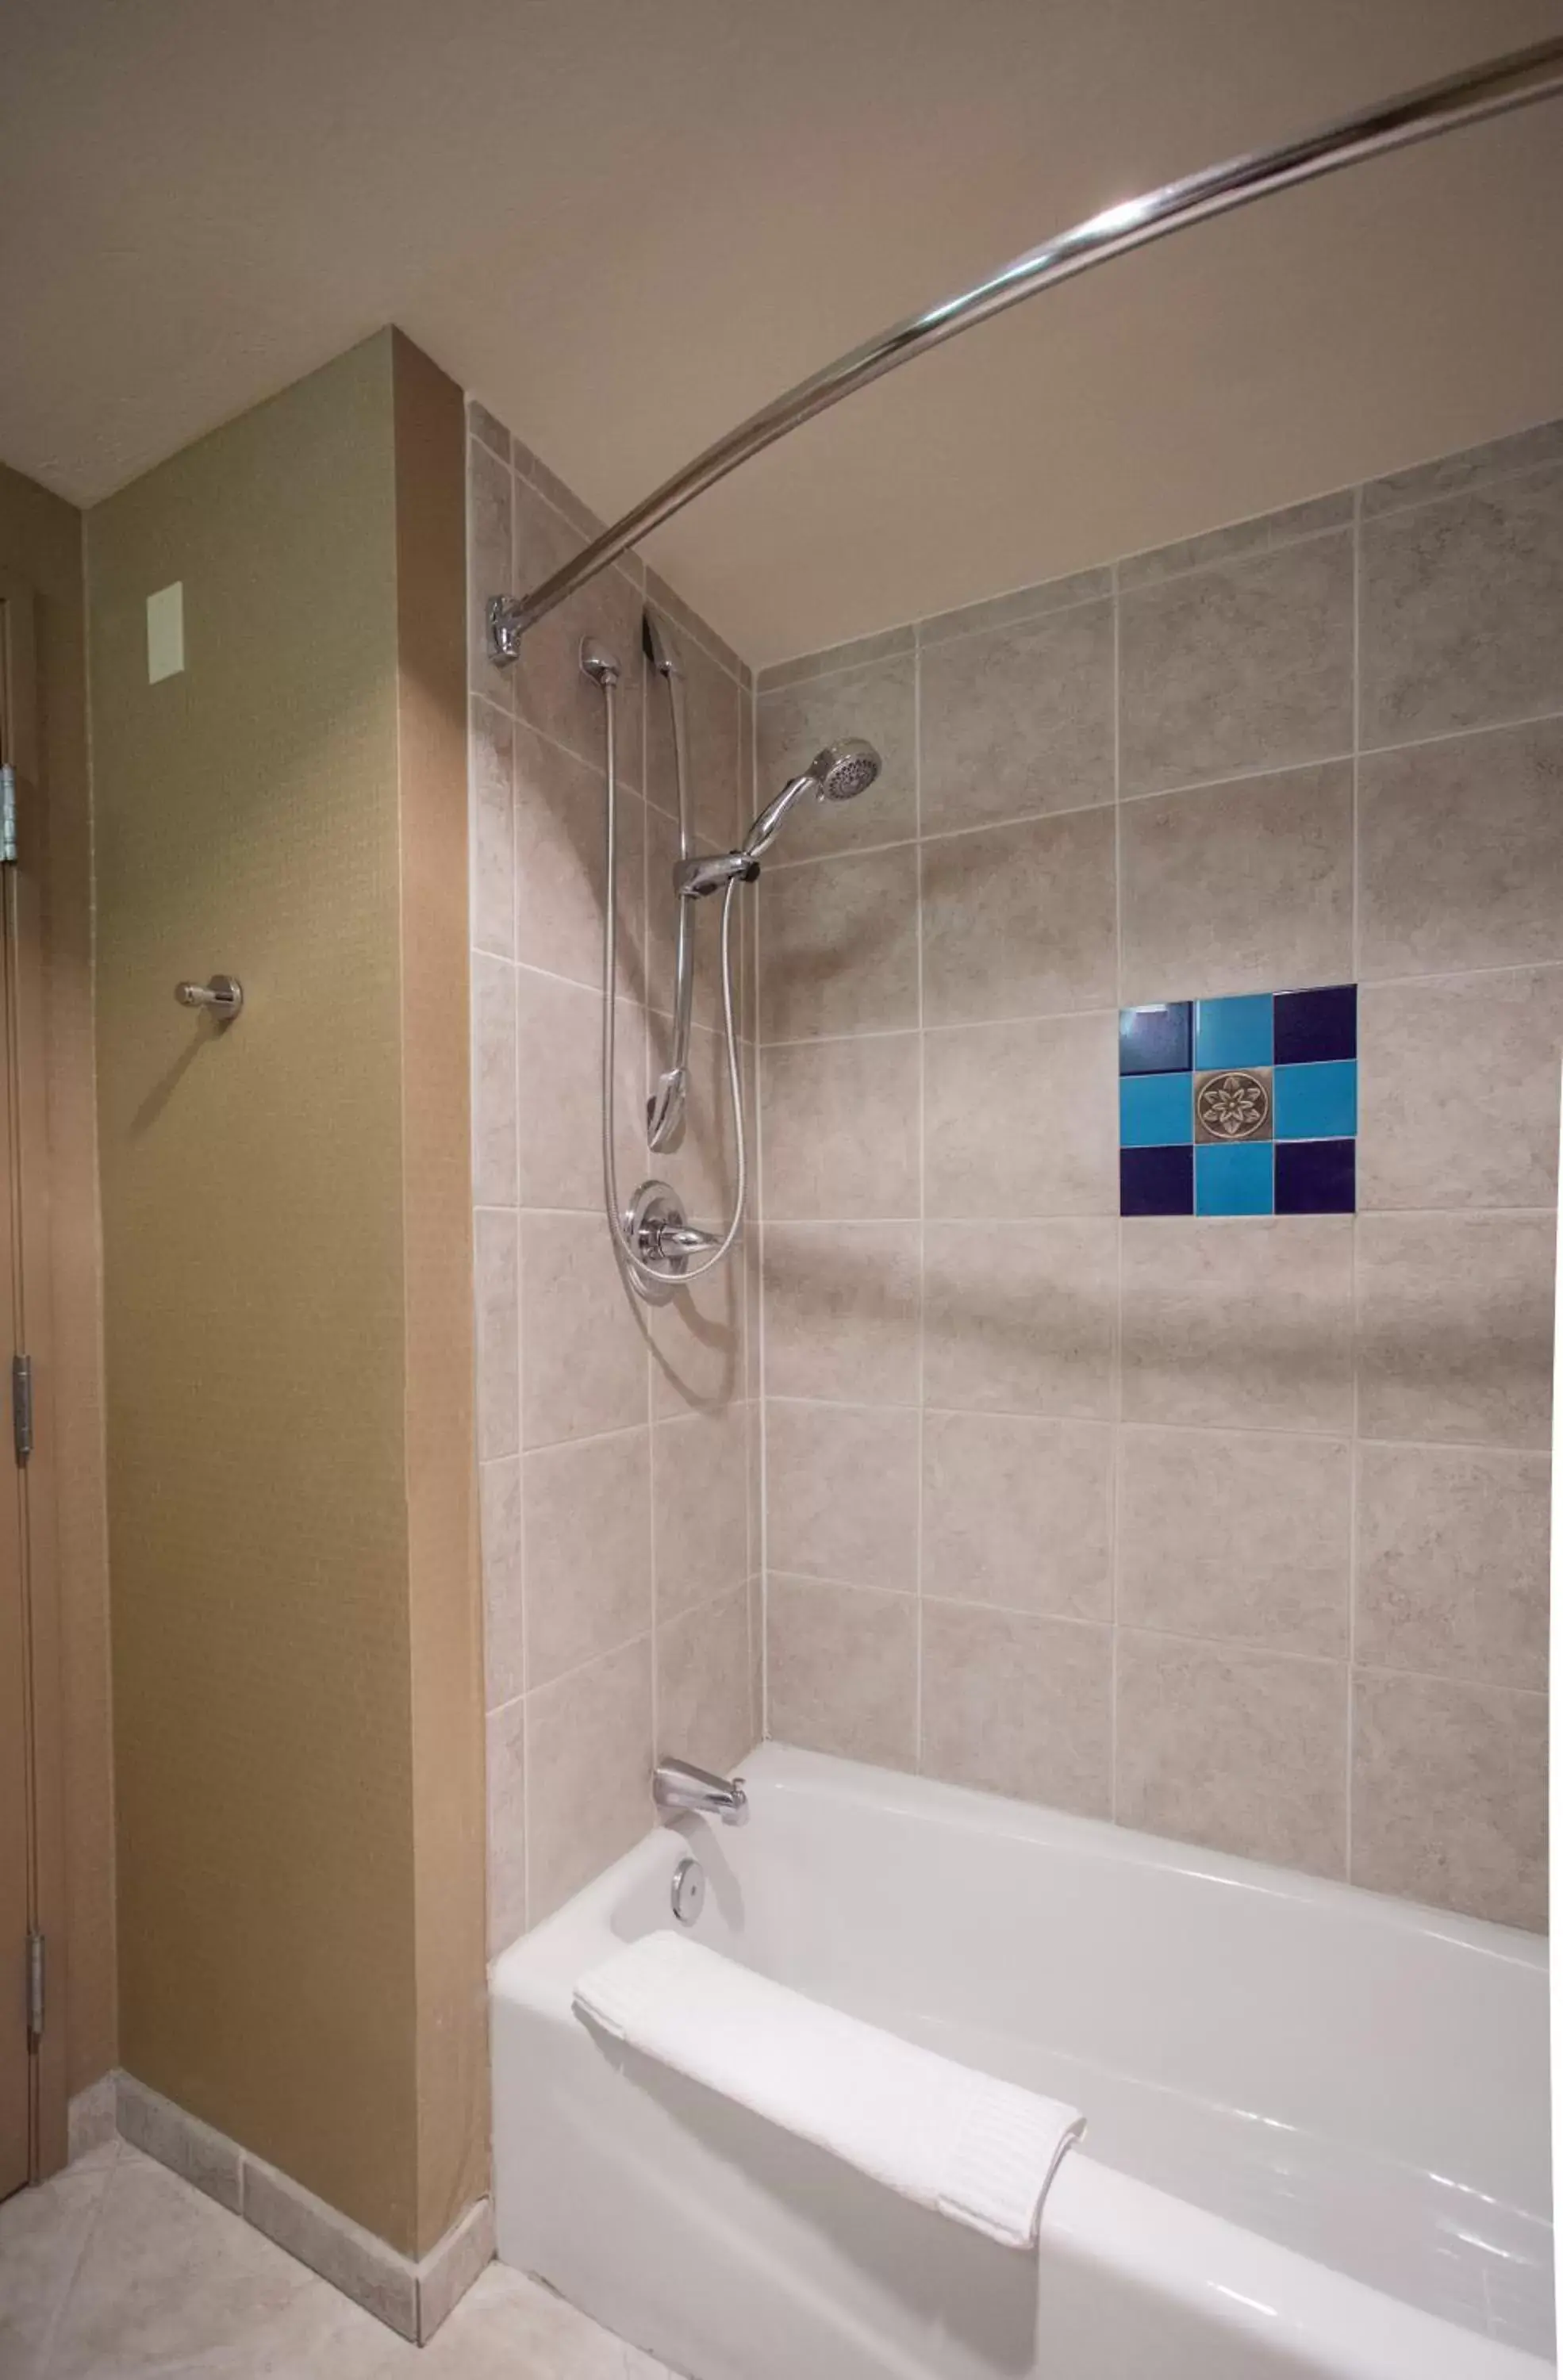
[1195,1142,1275,1215]
[1274,1059,1357,1141]
[1120,1072,1193,1149]
[1195,993,1274,1069]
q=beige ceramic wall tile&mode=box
[647,622,742,845]
[479,1455,524,1710]
[1117,493,1353,591]
[923,1011,1117,1216]
[766,1575,917,1767]
[474,1208,520,1461]
[520,1210,649,1446]
[485,1699,526,1954]
[1119,761,1354,1004]
[1357,718,1563,982]
[922,1219,1117,1419]
[757,651,917,857]
[517,969,644,1211]
[523,1427,652,1687]
[510,482,645,785]
[920,1603,1112,1816]
[1120,1217,1354,1434]
[467,436,513,711]
[920,806,1116,1027]
[470,697,514,958]
[652,1402,751,1619]
[1117,1425,1350,1656]
[759,846,921,1042]
[1358,969,1563,1211]
[1361,463,1563,746]
[648,1250,744,1417]
[918,566,1112,647]
[1356,1212,1554,1449]
[759,625,913,691]
[1118,531,1354,794]
[918,597,1114,833]
[656,1587,755,1775]
[1350,1669,1546,1931]
[512,717,621,991]
[1116,1633,1347,1876]
[470,953,518,1207]
[1361,421,1563,515]
[762,1223,921,1406]
[765,1397,918,1590]
[759,1032,921,1219]
[524,1637,653,1924]
[1354,1441,1550,1690]
[921,1411,1112,1619]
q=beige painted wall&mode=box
[755,419,1559,1934]
[0,460,116,2106]
[465,406,760,1948]
[89,332,483,2255]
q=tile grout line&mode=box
[1345,478,1363,1886]
[1109,555,1123,1824]
[643,652,659,1775]
[753,673,772,1745]
[912,617,927,1775]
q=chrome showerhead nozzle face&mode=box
[810,738,881,801]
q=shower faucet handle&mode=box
[176,974,244,1021]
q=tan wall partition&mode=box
[89,332,484,2257]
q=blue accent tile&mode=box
[1195,1142,1274,1215]
[1119,1072,1192,1149]
[1195,994,1273,1069]
[1276,1138,1355,1214]
[1119,1002,1192,1076]
[1274,983,1356,1065]
[1121,1145,1192,1216]
[1274,1060,1358,1142]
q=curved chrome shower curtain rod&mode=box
[490,35,1563,659]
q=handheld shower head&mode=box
[740,738,882,862]
[813,738,881,802]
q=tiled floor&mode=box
[2,2136,670,2379]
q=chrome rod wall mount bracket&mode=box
[486,35,1563,660]
[176,974,244,1021]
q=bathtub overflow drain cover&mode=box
[670,1856,705,1926]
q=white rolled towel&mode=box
[573,1929,1085,2250]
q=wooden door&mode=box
[0,575,66,2195]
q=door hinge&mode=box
[26,1931,44,2042]
[12,1354,32,1465]
[0,762,16,865]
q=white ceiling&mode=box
[5,0,1561,663]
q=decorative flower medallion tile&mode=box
[1119,986,1357,1216]
[1194,1068,1272,1143]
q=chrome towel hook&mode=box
[175,974,244,1022]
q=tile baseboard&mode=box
[110,2071,492,2341]
[66,2071,119,2163]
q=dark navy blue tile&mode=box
[1121,1144,1193,1216]
[1119,1002,1192,1077]
[1274,983,1356,1065]
[1275,1138,1355,1214]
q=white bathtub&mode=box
[491,1745,1553,2380]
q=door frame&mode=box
[0,571,67,2182]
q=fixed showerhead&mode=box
[739,736,883,864]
